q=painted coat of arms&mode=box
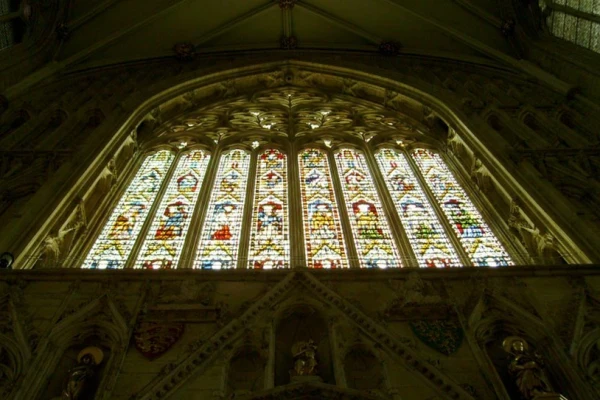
[134,322,185,360]
[409,319,463,356]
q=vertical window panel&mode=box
[82,150,174,269]
[335,148,401,268]
[299,149,348,269]
[248,149,290,269]
[579,0,593,12]
[564,14,578,42]
[195,149,250,269]
[577,19,592,47]
[551,11,566,37]
[135,150,210,269]
[411,149,513,267]
[592,21,600,52]
[376,149,462,268]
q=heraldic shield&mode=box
[409,319,464,356]
[134,321,185,360]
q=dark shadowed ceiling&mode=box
[59,0,519,70]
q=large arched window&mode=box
[539,0,600,53]
[77,89,519,270]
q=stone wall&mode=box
[1,267,599,399]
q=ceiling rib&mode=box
[193,1,276,47]
[67,0,121,31]
[450,0,502,28]
[379,0,573,95]
[5,0,193,99]
[296,1,382,45]
[282,4,293,37]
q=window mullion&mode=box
[288,143,305,268]
[548,2,600,23]
[236,150,258,269]
[365,146,420,268]
[123,151,180,269]
[327,150,361,269]
[173,148,220,269]
[405,150,474,267]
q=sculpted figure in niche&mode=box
[62,347,104,399]
[503,336,556,400]
[291,339,318,377]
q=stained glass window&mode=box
[299,149,348,269]
[135,150,210,269]
[248,149,290,269]
[335,148,402,268]
[411,149,513,267]
[376,149,462,268]
[541,0,600,53]
[195,149,250,269]
[82,150,174,269]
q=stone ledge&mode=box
[0,264,598,282]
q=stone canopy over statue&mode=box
[290,339,318,378]
[503,336,568,400]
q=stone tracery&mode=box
[74,85,519,270]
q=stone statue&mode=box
[503,336,555,400]
[62,347,104,399]
[291,339,317,376]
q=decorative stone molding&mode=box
[277,0,297,10]
[280,35,298,50]
[130,270,474,400]
[172,43,196,62]
[378,41,401,56]
[55,22,70,41]
[237,381,384,399]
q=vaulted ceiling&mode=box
[60,0,518,71]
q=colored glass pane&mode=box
[135,150,210,269]
[248,149,289,269]
[82,150,174,269]
[299,149,348,269]
[195,149,250,269]
[376,149,462,268]
[334,148,401,268]
[411,149,513,267]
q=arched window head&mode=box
[411,149,513,267]
[248,148,290,269]
[334,148,402,269]
[195,149,251,270]
[299,148,349,269]
[136,150,211,269]
[72,87,534,271]
[82,150,174,269]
